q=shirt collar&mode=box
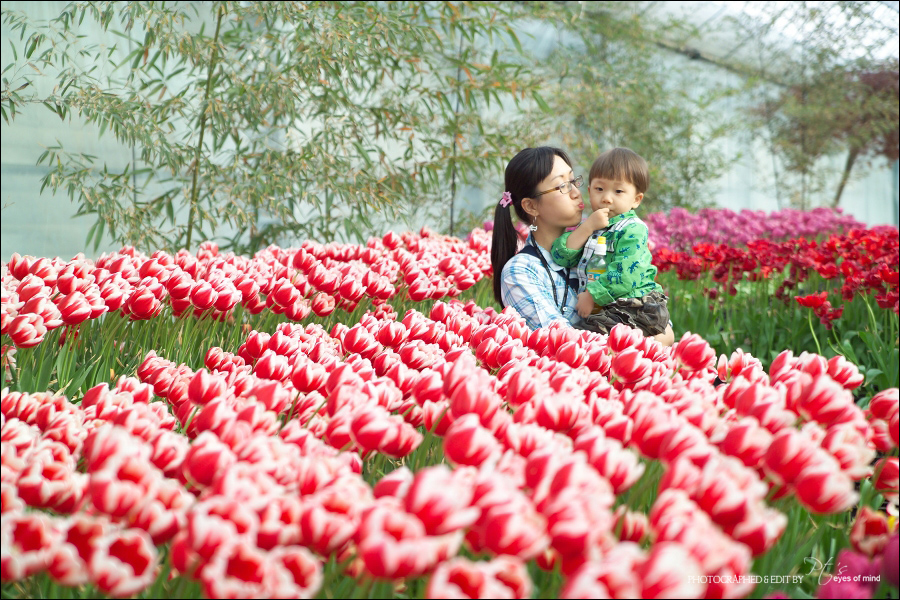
[608,210,637,225]
[527,234,567,272]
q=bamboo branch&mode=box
[185,6,224,251]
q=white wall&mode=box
[1,2,132,260]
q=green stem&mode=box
[807,310,822,355]
[861,292,880,335]
[185,6,224,251]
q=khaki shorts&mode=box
[575,291,670,337]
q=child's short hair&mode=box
[589,148,649,194]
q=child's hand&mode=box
[587,208,610,230]
[576,291,595,318]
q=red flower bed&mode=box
[653,227,899,327]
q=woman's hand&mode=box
[576,291,595,317]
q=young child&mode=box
[550,147,669,337]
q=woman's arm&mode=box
[501,256,572,329]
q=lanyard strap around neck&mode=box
[529,238,572,313]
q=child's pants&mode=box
[574,291,670,337]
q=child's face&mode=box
[589,177,643,218]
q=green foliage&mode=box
[1,1,542,253]
[521,2,739,213]
[1,1,766,251]
[9,2,892,253]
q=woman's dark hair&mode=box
[491,146,572,306]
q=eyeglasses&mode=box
[534,175,583,197]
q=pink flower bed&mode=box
[644,207,866,253]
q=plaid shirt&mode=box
[500,235,582,330]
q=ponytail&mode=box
[491,201,520,306]
[490,146,572,306]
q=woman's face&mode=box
[530,155,584,230]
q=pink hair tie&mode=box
[499,191,513,207]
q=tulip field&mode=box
[2,207,899,599]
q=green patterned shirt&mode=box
[550,210,662,306]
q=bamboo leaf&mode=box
[85,219,98,247]
[24,35,37,58]
[94,219,105,251]
[531,89,550,113]
[39,170,55,193]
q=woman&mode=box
[490,146,675,346]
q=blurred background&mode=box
[2,0,897,260]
